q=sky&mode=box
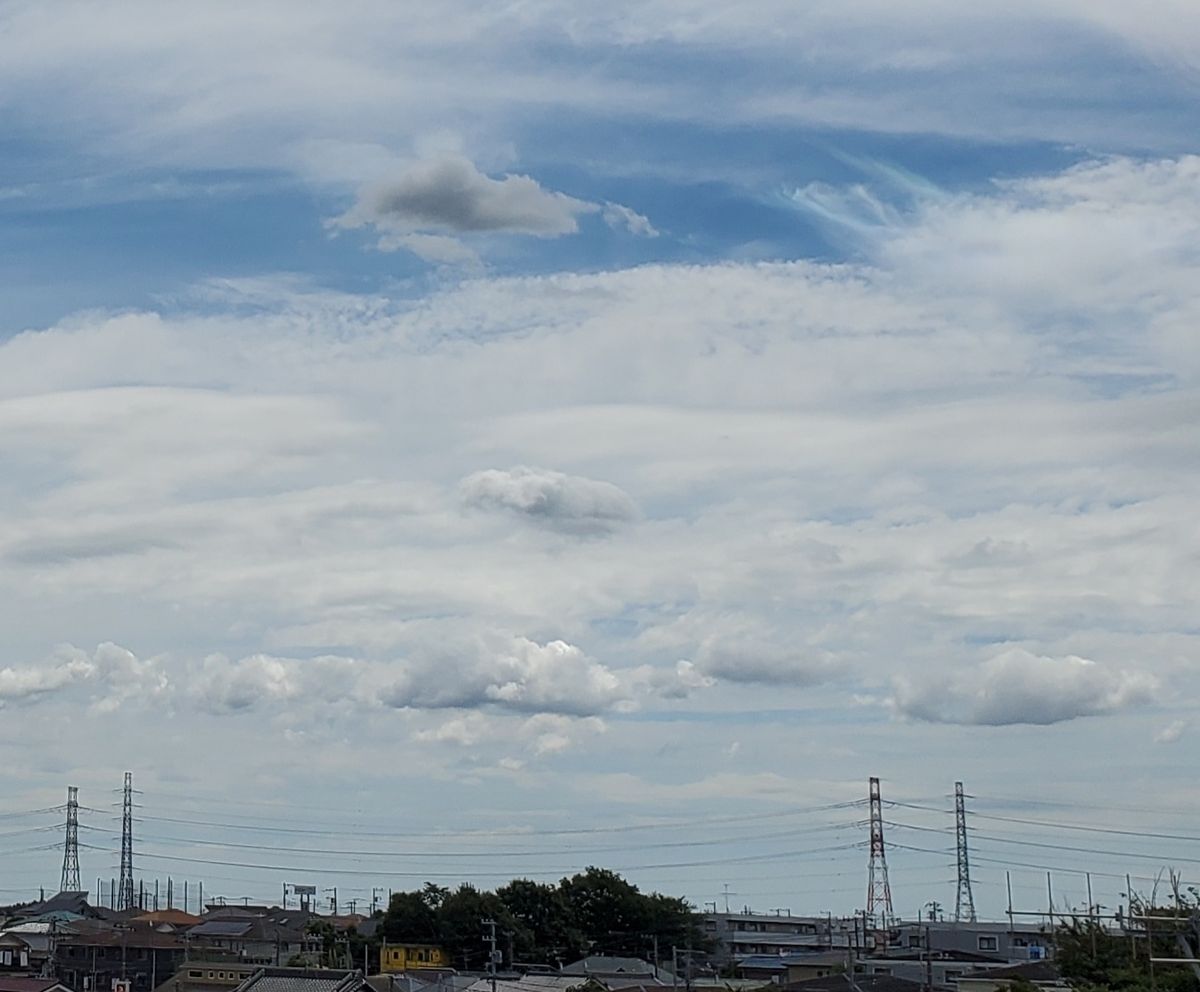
[1,0,1200,924]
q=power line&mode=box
[127,800,863,840]
[85,821,859,859]
[886,819,1200,867]
[80,839,865,877]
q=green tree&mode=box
[497,878,587,964]
[437,884,527,971]
[1054,888,1200,992]
[380,885,445,944]
[557,867,707,962]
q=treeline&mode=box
[378,867,707,969]
[1054,887,1200,992]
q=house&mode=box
[379,945,449,975]
[735,951,853,983]
[151,960,264,992]
[782,975,922,992]
[186,918,318,966]
[855,953,1007,991]
[231,968,368,992]
[0,932,37,972]
[9,894,109,925]
[0,977,76,992]
[885,924,1050,964]
[704,914,862,970]
[134,912,202,933]
[560,958,662,982]
[54,920,188,992]
[956,961,1067,992]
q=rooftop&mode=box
[234,969,367,992]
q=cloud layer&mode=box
[0,155,1197,911]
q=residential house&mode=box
[379,946,449,975]
[956,961,1067,992]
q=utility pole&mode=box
[866,777,894,928]
[483,919,499,992]
[1006,873,1014,935]
[954,782,977,923]
[923,925,932,992]
[118,772,135,911]
[61,786,81,893]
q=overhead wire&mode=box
[81,821,861,859]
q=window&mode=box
[188,971,202,978]
[908,936,922,948]
[872,968,892,975]
[978,936,998,951]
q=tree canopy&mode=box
[379,867,706,968]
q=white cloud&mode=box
[891,648,1158,726]
[602,202,658,237]
[1155,719,1188,744]
[0,642,167,712]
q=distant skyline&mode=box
[1,1,1198,919]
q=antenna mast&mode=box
[866,776,894,926]
[60,786,81,892]
[118,771,135,911]
[954,781,977,922]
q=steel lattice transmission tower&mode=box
[954,781,977,922]
[118,771,135,911]
[866,776,894,925]
[60,785,81,892]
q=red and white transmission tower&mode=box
[866,776,894,926]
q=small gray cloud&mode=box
[460,466,638,534]
[336,155,595,238]
[892,648,1158,726]
[696,638,841,686]
[5,530,178,565]
[1155,719,1188,744]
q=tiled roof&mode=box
[0,979,72,992]
[236,968,367,992]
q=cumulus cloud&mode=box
[460,466,638,534]
[384,636,627,717]
[0,642,167,711]
[633,660,715,700]
[193,653,302,713]
[892,648,1158,726]
[0,651,94,704]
